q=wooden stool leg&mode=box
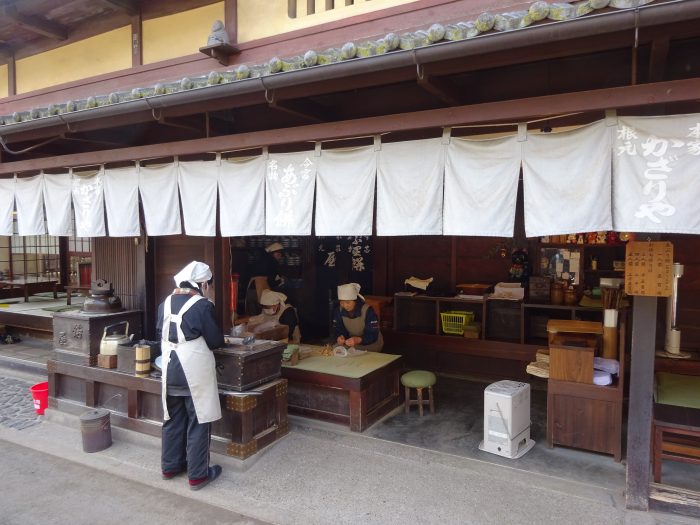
[428,385,434,414]
[404,386,410,414]
[417,388,424,417]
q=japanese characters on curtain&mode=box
[522,120,613,238]
[317,236,373,300]
[316,146,376,236]
[139,163,181,236]
[377,138,444,236]
[42,172,73,236]
[0,176,14,236]
[218,156,265,237]
[265,151,317,236]
[104,166,140,237]
[613,114,700,234]
[72,168,106,237]
[444,136,521,237]
[15,175,45,236]
[178,160,218,236]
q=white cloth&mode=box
[338,282,364,301]
[613,114,700,233]
[139,163,181,236]
[593,370,613,386]
[218,156,265,237]
[72,169,106,237]
[0,176,15,236]
[178,161,218,236]
[444,136,521,237]
[42,172,73,236]
[522,121,613,237]
[265,151,317,235]
[173,261,212,288]
[161,294,221,424]
[15,175,45,236]
[260,289,287,306]
[377,138,444,235]
[316,146,376,236]
[265,242,284,253]
[594,356,620,376]
[104,165,140,237]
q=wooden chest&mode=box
[53,310,143,367]
[213,341,285,392]
[211,378,289,459]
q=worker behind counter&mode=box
[245,242,287,315]
[247,289,301,343]
[332,282,383,352]
[157,261,224,491]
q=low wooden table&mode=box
[282,350,402,432]
[0,277,58,302]
[65,285,90,305]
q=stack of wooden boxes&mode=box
[211,340,289,460]
[546,319,625,461]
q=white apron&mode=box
[161,294,222,424]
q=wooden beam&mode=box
[268,96,331,124]
[417,75,463,107]
[130,14,142,67]
[98,0,139,16]
[224,0,237,44]
[1,78,700,174]
[625,296,658,511]
[2,5,67,41]
[648,37,670,83]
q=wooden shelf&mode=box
[199,42,240,65]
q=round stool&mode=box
[400,370,436,416]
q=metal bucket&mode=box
[79,408,112,453]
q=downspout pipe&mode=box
[0,0,698,140]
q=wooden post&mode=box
[625,295,657,510]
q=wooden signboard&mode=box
[624,241,673,297]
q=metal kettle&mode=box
[100,321,133,356]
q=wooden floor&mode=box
[0,295,83,335]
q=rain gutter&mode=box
[0,0,698,140]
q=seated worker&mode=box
[247,289,301,343]
[332,283,383,352]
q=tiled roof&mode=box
[0,0,657,127]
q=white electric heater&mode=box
[478,380,535,459]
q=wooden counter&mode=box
[282,352,402,432]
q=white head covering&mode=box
[260,289,287,306]
[173,261,212,289]
[338,283,364,301]
[265,242,284,253]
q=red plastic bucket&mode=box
[30,381,49,415]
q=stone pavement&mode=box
[0,366,697,525]
[0,374,42,430]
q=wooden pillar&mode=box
[625,295,657,510]
[225,0,238,45]
[7,54,16,97]
[130,14,142,67]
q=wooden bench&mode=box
[652,372,700,483]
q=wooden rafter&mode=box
[2,5,67,40]
[648,37,670,83]
[97,0,139,16]
[417,74,463,107]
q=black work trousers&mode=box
[161,395,211,481]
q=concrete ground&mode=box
[0,338,697,525]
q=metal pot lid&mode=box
[80,408,110,422]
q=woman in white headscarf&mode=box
[332,282,383,352]
[157,261,224,491]
[247,289,301,343]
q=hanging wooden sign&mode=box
[624,241,673,297]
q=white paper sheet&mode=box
[42,172,73,236]
[218,156,265,237]
[104,165,140,237]
[265,151,317,236]
[613,114,700,233]
[178,160,218,236]
[0,176,15,236]
[444,136,520,237]
[139,163,181,236]
[14,175,45,236]
[72,169,106,237]
[316,146,376,236]
[377,138,445,236]
[522,120,612,237]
